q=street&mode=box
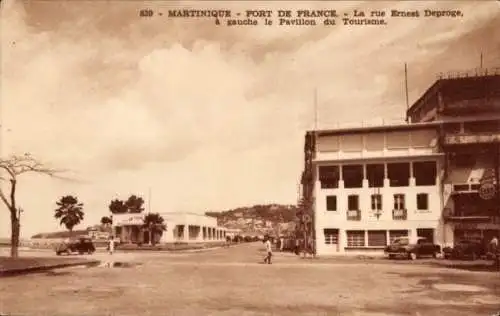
[1,243,499,316]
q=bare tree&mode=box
[0,153,62,258]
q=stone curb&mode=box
[0,260,100,277]
[119,245,225,253]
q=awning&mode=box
[446,167,485,183]
[446,158,494,184]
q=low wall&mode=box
[117,241,226,251]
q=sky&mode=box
[1,0,499,238]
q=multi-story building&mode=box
[407,69,500,246]
[301,68,500,256]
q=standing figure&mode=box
[490,236,499,270]
[280,236,284,252]
[263,235,273,264]
[108,235,115,255]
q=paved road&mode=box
[1,243,499,316]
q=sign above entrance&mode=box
[114,214,144,226]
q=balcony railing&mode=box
[443,208,497,222]
[392,209,407,220]
[436,67,500,80]
[443,132,500,145]
[347,210,361,221]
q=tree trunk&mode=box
[10,210,20,258]
[150,228,154,246]
[9,179,19,258]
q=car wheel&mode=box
[56,252,61,256]
[432,252,438,259]
[408,252,417,260]
[388,254,396,259]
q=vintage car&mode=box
[55,236,96,255]
[442,239,487,260]
[384,236,441,260]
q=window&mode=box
[417,228,434,243]
[464,120,500,133]
[319,166,339,189]
[368,230,387,247]
[348,195,359,211]
[326,196,337,211]
[389,230,408,243]
[342,165,363,188]
[366,164,384,187]
[324,229,339,245]
[417,193,428,210]
[444,123,461,134]
[346,230,365,247]
[452,153,475,167]
[393,194,405,210]
[413,161,436,186]
[371,194,382,210]
[387,163,410,187]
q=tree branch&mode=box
[0,189,12,210]
[0,153,66,213]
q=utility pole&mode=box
[148,187,152,213]
[404,63,410,123]
[314,87,318,130]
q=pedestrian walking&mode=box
[108,235,115,255]
[489,236,499,270]
[263,235,273,264]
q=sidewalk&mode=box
[0,256,100,277]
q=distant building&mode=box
[301,69,500,256]
[112,212,227,244]
[225,228,242,238]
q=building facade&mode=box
[408,69,500,247]
[112,212,227,244]
[303,69,500,256]
[311,123,444,255]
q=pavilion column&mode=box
[184,225,189,242]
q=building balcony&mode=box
[392,209,407,220]
[443,208,495,222]
[346,210,361,221]
[443,132,500,145]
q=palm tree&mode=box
[125,195,145,213]
[100,216,112,227]
[143,213,167,246]
[54,195,84,238]
[108,199,127,214]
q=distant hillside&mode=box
[31,225,110,239]
[205,204,298,235]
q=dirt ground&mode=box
[0,243,499,316]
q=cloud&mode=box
[0,0,499,237]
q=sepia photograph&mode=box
[1,0,499,315]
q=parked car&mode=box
[55,236,96,255]
[442,239,487,260]
[384,237,441,260]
